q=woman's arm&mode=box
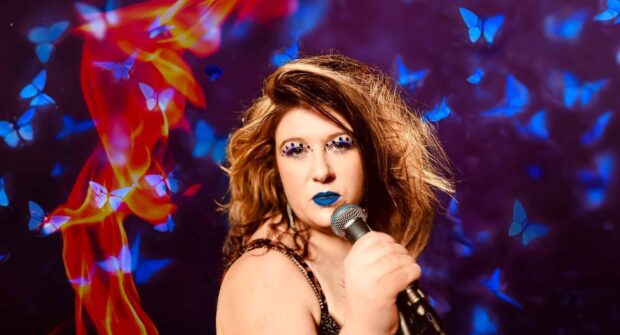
[216,249,320,335]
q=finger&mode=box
[364,254,417,284]
[351,232,394,254]
[358,242,410,267]
[377,262,422,297]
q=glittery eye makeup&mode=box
[279,133,355,158]
[281,142,313,158]
[325,135,354,151]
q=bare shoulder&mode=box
[216,245,320,335]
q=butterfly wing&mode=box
[0,178,8,206]
[28,201,46,231]
[509,199,527,236]
[88,181,108,208]
[108,187,132,211]
[482,15,505,44]
[471,306,498,335]
[579,80,607,106]
[481,268,501,293]
[56,115,75,140]
[134,258,172,285]
[157,88,175,112]
[563,72,580,108]
[581,111,613,146]
[495,291,524,310]
[204,64,223,81]
[16,108,36,142]
[138,82,157,111]
[145,174,166,197]
[459,8,482,43]
[423,97,452,123]
[154,215,175,232]
[526,111,549,140]
[0,121,18,147]
[467,68,484,85]
[192,120,216,158]
[211,138,228,164]
[165,171,180,194]
[41,215,71,236]
[19,70,46,99]
[271,39,299,67]
[506,75,529,108]
[521,222,549,246]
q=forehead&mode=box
[274,106,351,141]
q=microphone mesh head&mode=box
[330,204,367,237]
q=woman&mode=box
[216,54,453,334]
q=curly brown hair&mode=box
[217,53,454,267]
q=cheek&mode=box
[276,158,304,194]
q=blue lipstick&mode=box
[312,191,340,207]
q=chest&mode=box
[306,260,348,326]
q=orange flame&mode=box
[44,0,297,333]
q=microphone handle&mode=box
[343,218,447,335]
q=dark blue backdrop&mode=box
[0,0,618,334]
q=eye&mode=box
[326,136,354,152]
[282,142,310,159]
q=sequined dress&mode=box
[223,238,342,335]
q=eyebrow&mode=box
[278,131,352,149]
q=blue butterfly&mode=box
[145,171,180,197]
[75,0,121,40]
[482,75,529,117]
[594,0,620,24]
[395,55,429,92]
[515,110,549,141]
[147,16,175,39]
[0,177,8,207]
[481,268,523,310]
[577,153,613,208]
[56,115,95,140]
[204,64,223,82]
[470,305,498,335]
[459,8,505,45]
[467,68,485,85]
[271,39,299,67]
[544,10,587,41]
[423,97,452,123]
[98,236,171,285]
[138,82,174,112]
[192,119,228,163]
[154,214,175,233]
[93,52,137,81]
[89,181,133,211]
[581,111,612,146]
[19,70,55,107]
[27,21,69,63]
[28,200,71,236]
[563,72,607,108]
[0,108,36,148]
[509,199,549,246]
[287,0,327,38]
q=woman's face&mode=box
[275,106,365,233]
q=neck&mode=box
[306,225,352,265]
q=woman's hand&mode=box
[341,232,421,335]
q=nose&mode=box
[311,149,335,184]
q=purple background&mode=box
[0,0,618,334]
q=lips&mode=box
[312,191,340,207]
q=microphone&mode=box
[330,204,447,335]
